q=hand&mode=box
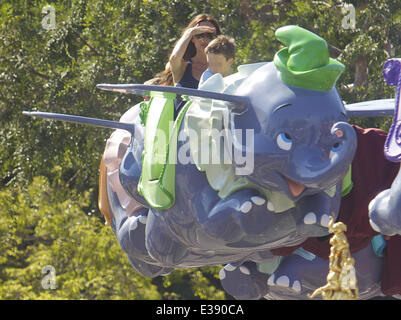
[186,25,216,38]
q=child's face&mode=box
[206,53,234,77]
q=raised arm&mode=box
[169,25,215,85]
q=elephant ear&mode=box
[274,25,345,91]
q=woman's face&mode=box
[192,21,216,51]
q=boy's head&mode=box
[205,35,236,77]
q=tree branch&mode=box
[71,29,103,57]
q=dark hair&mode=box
[182,14,221,61]
[144,66,174,86]
[205,35,236,60]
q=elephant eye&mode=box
[277,132,292,151]
[330,142,342,158]
[331,142,342,152]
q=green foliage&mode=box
[1,0,401,300]
[0,176,160,299]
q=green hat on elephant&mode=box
[274,25,345,91]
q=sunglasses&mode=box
[195,33,215,40]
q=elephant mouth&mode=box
[284,177,306,198]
